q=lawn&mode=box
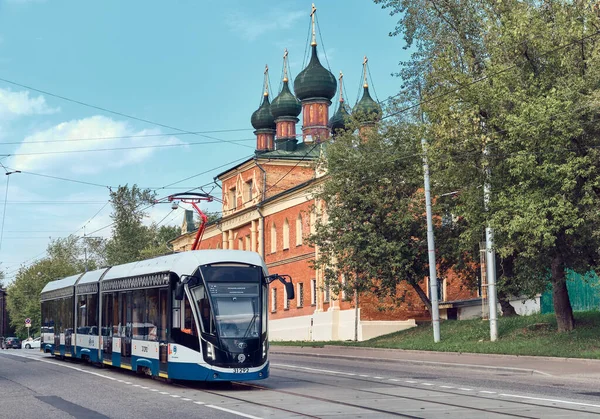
[271,311,600,358]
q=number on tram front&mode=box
[233,368,249,374]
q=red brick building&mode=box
[171,10,478,340]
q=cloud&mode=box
[0,88,58,120]
[9,115,184,174]
[226,9,305,41]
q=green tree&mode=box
[376,0,600,331]
[140,224,180,259]
[310,122,474,314]
[105,185,156,265]
[6,241,80,339]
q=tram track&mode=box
[263,365,600,418]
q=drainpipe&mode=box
[254,158,267,258]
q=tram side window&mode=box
[102,294,112,337]
[67,297,74,336]
[78,295,88,334]
[159,289,167,341]
[112,293,119,336]
[192,286,214,335]
[87,294,98,335]
[147,288,159,342]
[132,289,146,340]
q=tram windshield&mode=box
[200,265,262,339]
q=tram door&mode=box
[158,288,168,374]
[120,291,132,366]
[102,293,114,358]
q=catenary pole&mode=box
[419,86,441,343]
[483,140,498,341]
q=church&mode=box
[170,6,479,341]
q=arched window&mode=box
[283,219,290,250]
[296,214,303,246]
[270,223,277,254]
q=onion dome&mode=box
[353,86,382,122]
[328,102,350,132]
[294,45,337,101]
[328,71,349,132]
[271,80,301,119]
[251,93,276,130]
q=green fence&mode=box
[540,270,600,314]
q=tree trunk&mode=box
[498,290,518,317]
[551,253,574,332]
[410,281,432,313]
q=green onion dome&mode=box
[294,45,337,101]
[328,102,350,132]
[353,86,382,122]
[270,79,301,119]
[251,94,276,130]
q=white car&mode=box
[22,337,41,349]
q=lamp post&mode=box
[0,170,21,252]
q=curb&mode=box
[270,349,552,376]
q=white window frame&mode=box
[297,283,304,308]
[271,288,277,312]
[310,279,317,305]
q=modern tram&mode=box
[39,250,294,382]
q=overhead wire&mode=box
[0,76,255,149]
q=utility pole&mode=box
[483,131,498,342]
[419,86,441,343]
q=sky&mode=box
[0,0,410,282]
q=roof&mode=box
[103,250,268,280]
[216,143,321,179]
[353,86,382,122]
[41,250,269,296]
[271,80,301,120]
[40,273,84,294]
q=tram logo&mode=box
[237,342,247,349]
[237,354,246,363]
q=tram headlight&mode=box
[262,341,267,358]
[206,342,215,360]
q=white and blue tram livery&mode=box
[40,250,294,382]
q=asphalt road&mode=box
[2,349,600,418]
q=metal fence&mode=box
[540,270,600,314]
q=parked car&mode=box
[22,337,40,349]
[4,337,21,349]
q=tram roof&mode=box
[40,272,83,294]
[78,267,109,285]
[41,250,267,296]
[103,250,268,281]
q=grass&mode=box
[271,311,600,359]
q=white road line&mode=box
[194,401,206,405]
[440,386,454,389]
[405,380,417,383]
[150,389,159,392]
[140,386,149,389]
[207,404,264,419]
[480,391,496,394]
[182,398,191,401]
[499,394,600,409]
[459,388,473,391]
[421,383,434,386]
[359,375,369,377]
[373,376,384,379]
[159,392,169,395]
[170,395,181,398]
[389,379,400,382]
[271,363,364,377]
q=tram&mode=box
[39,250,294,382]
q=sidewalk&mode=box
[270,345,600,380]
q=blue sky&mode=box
[0,0,410,281]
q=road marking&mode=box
[405,380,417,383]
[359,375,369,377]
[271,363,364,377]
[480,391,496,394]
[170,395,181,398]
[499,393,600,408]
[159,392,169,395]
[440,386,454,389]
[182,398,191,401]
[421,383,434,386]
[150,389,159,392]
[206,404,264,419]
[373,376,384,379]
[459,388,473,391]
[194,401,206,405]
[389,379,400,382]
